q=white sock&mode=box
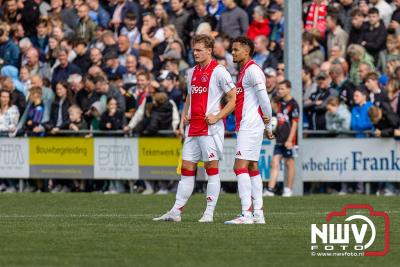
[172,169,195,214]
[235,169,252,217]
[250,172,263,211]
[204,168,220,216]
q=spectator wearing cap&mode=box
[75,4,97,43]
[110,0,140,31]
[253,35,277,70]
[87,0,110,29]
[246,6,270,41]
[95,75,126,113]
[348,8,367,47]
[51,48,81,90]
[304,0,326,38]
[326,12,348,57]
[347,44,375,86]
[159,70,182,109]
[118,35,139,67]
[169,0,191,44]
[73,39,91,74]
[268,3,284,45]
[329,63,356,108]
[370,0,394,27]
[216,0,248,39]
[104,51,127,81]
[0,23,20,67]
[351,88,374,138]
[302,32,324,70]
[304,72,338,131]
[364,72,392,112]
[360,8,387,64]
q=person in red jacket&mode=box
[247,6,270,41]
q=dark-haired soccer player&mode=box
[225,36,273,224]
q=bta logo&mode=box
[311,204,390,257]
[0,144,25,165]
[98,145,134,166]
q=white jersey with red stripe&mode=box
[235,61,266,132]
[185,60,235,137]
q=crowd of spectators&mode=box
[0,0,399,195]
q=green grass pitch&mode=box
[0,194,398,267]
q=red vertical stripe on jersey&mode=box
[235,60,256,131]
[189,60,219,136]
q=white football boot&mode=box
[198,213,213,223]
[153,211,181,222]
[224,214,254,225]
[282,187,293,197]
[253,210,266,224]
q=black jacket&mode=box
[348,23,367,46]
[374,110,400,137]
[100,110,127,131]
[369,90,392,113]
[75,89,100,114]
[73,52,92,75]
[45,99,72,131]
[11,89,26,116]
[361,21,387,63]
[334,79,356,108]
[304,87,337,130]
[142,101,173,136]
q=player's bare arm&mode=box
[206,88,237,125]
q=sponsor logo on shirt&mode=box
[191,85,208,94]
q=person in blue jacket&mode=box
[351,88,374,137]
[0,23,20,68]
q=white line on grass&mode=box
[0,210,399,219]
